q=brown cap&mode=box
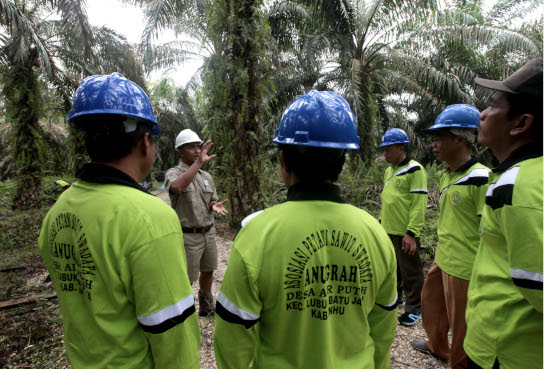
[474,58,543,98]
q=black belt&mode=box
[182,224,213,234]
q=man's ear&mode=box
[510,114,534,137]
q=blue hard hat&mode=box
[378,128,410,147]
[272,90,360,149]
[68,73,160,135]
[426,104,479,132]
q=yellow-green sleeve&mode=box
[368,255,397,369]
[504,206,543,313]
[214,247,261,369]
[473,181,488,217]
[378,168,390,222]
[407,168,427,237]
[129,233,201,368]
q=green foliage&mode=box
[0,176,75,212]
[0,210,46,270]
[420,207,440,265]
[149,78,204,170]
[0,178,16,211]
[340,157,388,217]
[65,127,89,176]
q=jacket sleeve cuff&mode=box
[406,230,416,238]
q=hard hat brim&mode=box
[69,110,161,135]
[175,139,204,149]
[378,140,409,147]
[273,137,359,150]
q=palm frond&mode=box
[486,0,541,26]
[57,0,93,57]
[0,0,53,74]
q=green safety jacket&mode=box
[38,163,201,369]
[464,146,543,369]
[435,158,489,280]
[214,183,398,369]
[379,157,428,237]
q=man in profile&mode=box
[464,59,543,369]
[411,104,489,369]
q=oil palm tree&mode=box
[0,1,151,208]
[127,0,274,228]
[280,0,541,165]
[0,0,93,209]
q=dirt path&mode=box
[152,189,448,369]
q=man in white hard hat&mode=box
[165,129,228,316]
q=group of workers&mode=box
[37,57,542,369]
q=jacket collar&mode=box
[76,163,149,193]
[397,156,411,167]
[287,183,345,203]
[493,144,542,173]
[449,157,478,173]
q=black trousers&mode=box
[467,356,500,369]
[388,234,424,314]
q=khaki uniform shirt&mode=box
[165,161,218,228]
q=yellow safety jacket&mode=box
[39,163,201,369]
[464,146,543,369]
[214,183,398,369]
[379,158,428,237]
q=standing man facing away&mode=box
[410,105,489,369]
[464,59,543,369]
[38,73,200,368]
[165,129,228,316]
[214,90,398,369]
[378,128,428,326]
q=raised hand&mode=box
[197,140,217,165]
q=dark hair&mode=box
[279,144,346,183]
[75,114,153,162]
[505,92,542,145]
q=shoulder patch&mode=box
[486,166,519,210]
[241,210,265,228]
[453,168,489,187]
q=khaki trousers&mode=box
[422,262,469,369]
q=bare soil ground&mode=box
[0,190,448,368]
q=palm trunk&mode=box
[2,64,43,210]
[66,128,88,175]
[206,0,270,229]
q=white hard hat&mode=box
[175,129,203,149]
